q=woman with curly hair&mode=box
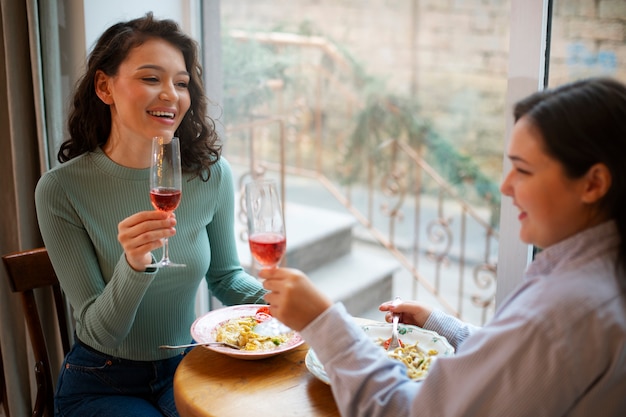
[35,13,265,416]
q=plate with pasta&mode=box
[305,323,454,384]
[190,304,304,360]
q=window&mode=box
[219,0,516,324]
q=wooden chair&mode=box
[1,344,9,416]
[2,248,71,417]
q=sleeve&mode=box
[301,303,574,417]
[35,172,157,348]
[203,159,266,305]
[422,308,480,350]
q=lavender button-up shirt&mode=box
[302,220,626,416]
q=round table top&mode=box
[174,342,339,417]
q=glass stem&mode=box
[161,237,170,263]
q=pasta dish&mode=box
[215,316,291,351]
[377,338,439,380]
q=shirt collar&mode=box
[526,220,619,278]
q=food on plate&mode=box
[382,336,404,350]
[254,306,272,322]
[214,307,291,351]
[377,337,439,380]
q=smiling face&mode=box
[95,37,191,165]
[500,116,610,249]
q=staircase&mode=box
[231,170,399,320]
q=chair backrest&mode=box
[2,247,71,417]
[1,343,9,417]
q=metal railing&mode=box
[224,31,499,324]
[225,117,498,325]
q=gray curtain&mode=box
[0,0,66,415]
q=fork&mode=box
[159,341,242,350]
[386,296,402,351]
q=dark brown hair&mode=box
[59,12,220,180]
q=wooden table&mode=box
[173,342,339,416]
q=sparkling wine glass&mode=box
[245,179,287,269]
[149,136,185,268]
[245,179,290,335]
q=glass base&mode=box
[148,260,186,268]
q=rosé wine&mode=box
[249,232,286,267]
[150,187,181,212]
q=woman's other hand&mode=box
[118,210,176,271]
[379,299,433,328]
[259,267,332,331]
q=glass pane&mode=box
[548,0,626,86]
[221,0,511,325]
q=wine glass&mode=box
[149,136,185,268]
[245,179,287,269]
[245,179,290,335]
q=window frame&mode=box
[495,0,550,304]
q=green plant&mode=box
[342,93,501,225]
[221,35,292,124]
[221,29,501,226]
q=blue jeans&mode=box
[54,338,192,417]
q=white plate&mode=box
[305,322,454,384]
[190,304,304,360]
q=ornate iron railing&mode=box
[224,31,499,324]
[225,117,498,325]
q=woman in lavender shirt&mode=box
[260,77,626,416]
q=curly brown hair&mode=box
[59,12,220,180]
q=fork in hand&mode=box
[386,296,402,351]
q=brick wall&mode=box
[222,0,626,179]
[550,0,626,84]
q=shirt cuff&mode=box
[423,309,475,350]
[144,254,158,273]
[300,303,368,363]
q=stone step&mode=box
[358,306,388,323]
[231,174,399,318]
[237,201,356,274]
[308,245,399,317]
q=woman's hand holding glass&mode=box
[148,136,185,268]
[118,210,177,271]
[259,267,332,332]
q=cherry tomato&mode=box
[255,306,272,323]
[382,337,404,349]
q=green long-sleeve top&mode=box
[35,147,266,360]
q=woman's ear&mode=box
[581,163,611,204]
[94,70,113,105]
